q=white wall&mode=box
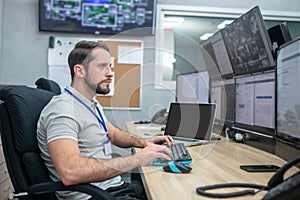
[158,0,300,12]
[1,0,300,129]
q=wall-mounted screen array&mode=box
[222,6,275,76]
[201,6,275,79]
[187,5,299,153]
[277,37,300,149]
[235,72,275,135]
[176,71,209,103]
[39,0,156,36]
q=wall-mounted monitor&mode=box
[235,72,275,135]
[276,37,300,149]
[201,31,234,79]
[176,71,209,104]
[222,6,275,76]
[39,0,156,36]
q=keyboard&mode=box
[152,143,192,166]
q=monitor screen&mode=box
[254,72,275,129]
[235,72,275,135]
[222,6,275,76]
[210,78,235,127]
[200,39,220,79]
[277,37,300,148]
[176,71,209,104]
[210,80,224,123]
[201,31,234,79]
[235,76,255,126]
[165,103,216,141]
[39,0,156,36]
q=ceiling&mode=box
[164,15,234,43]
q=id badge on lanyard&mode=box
[95,106,112,156]
[64,88,112,156]
[103,140,112,156]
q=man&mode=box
[37,40,174,200]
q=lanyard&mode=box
[64,88,108,133]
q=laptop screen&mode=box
[164,103,216,140]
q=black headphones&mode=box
[196,183,266,198]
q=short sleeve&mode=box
[41,97,80,144]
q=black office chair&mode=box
[35,78,61,95]
[0,86,114,200]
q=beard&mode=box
[85,77,111,95]
[96,80,111,95]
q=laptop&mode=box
[164,103,216,146]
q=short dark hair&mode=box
[68,40,110,79]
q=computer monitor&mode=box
[268,22,292,51]
[210,80,224,123]
[176,71,209,103]
[235,75,255,127]
[223,78,235,127]
[210,78,235,131]
[200,39,220,80]
[235,72,275,135]
[201,31,234,79]
[222,6,275,76]
[276,36,300,149]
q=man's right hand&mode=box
[134,143,172,166]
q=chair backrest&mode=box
[0,86,57,199]
[35,78,61,95]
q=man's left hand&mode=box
[146,135,174,146]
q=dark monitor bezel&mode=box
[234,123,275,136]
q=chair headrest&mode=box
[0,86,56,153]
[35,78,61,95]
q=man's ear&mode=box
[74,64,85,78]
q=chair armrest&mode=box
[27,181,114,200]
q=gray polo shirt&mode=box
[37,87,123,200]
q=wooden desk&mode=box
[126,122,298,200]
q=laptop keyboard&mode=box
[152,143,192,166]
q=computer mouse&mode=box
[163,161,192,173]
